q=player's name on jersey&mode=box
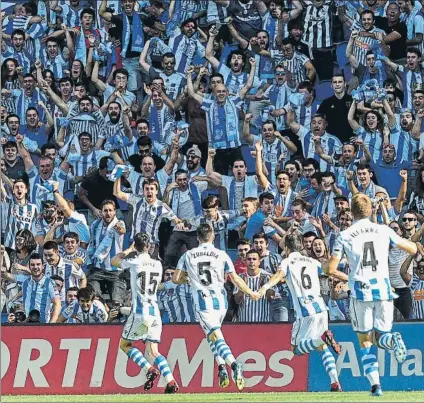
[192,251,219,259]
[349,226,379,238]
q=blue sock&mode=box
[154,355,174,383]
[294,338,325,356]
[208,339,226,366]
[321,345,338,383]
[215,338,236,366]
[377,333,394,351]
[127,347,151,371]
[360,346,380,386]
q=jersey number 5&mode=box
[362,241,378,271]
[138,272,160,295]
[198,262,212,286]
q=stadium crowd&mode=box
[1,0,424,325]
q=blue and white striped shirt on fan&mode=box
[158,282,197,323]
[127,195,177,242]
[2,199,37,250]
[233,271,272,323]
[302,0,333,49]
[411,274,424,320]
[22,275,60,323]
[297,125,342,172]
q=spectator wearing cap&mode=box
[184,146,206,179]
[332,195,350,224]
[317,73,353,143]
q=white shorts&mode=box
[349,298,393,334]
[196,307,227,337]
[291,311,328,346]
[122,313,162,343]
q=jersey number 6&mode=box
[198,262,213,286]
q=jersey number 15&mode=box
[137,272,160,295]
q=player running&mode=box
[111,233,179,394]
[256,233,348,392]
[327,194,420,396]
[173,223,258,391]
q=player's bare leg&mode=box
[119,339,160,391]
[145,341,179,393]
[210,329,244,391]
[207,338,229,388]
[357,333,383,396]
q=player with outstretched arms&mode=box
[111,233,179,394]
[326,193,421,396]
[256,233,348,392]
[173,223,258,391]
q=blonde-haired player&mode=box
[173,223,258,391]
[111,233,179,394]
[256,233,348,392]
[327,193,421,396]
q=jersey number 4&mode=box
[198,262,212,286]
[137,272,160,295]
[362,241,378,271]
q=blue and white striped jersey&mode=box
[127,195,177,242]
[168,27,205,74]
[217,63,264,95]
[22,275,60,323]
[69,150,110,178]
[44,257,85,302]
[158,282,197,323]
[34,217,65,241]
[278,252,328,318]
[252,134,289,185]
[159,71,186,101]
[2,199,37,249]
[333,218,405,302]
[354,126,383,161]
[233,270,272,322]
[177,242,234,313]
[62,299,107,323]
[121,252,162,315]
[27,166,67,211]
[87,219,125,271]
[410,274,424,320]
[297,126,342,172]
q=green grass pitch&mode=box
[2,392,424,402]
